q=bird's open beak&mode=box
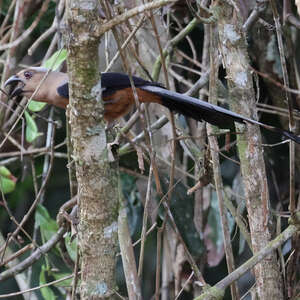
[4,76,25,98]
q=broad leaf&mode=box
[24,111,42,142]
[0,166,16,194]
[35,204,58,242]
[40,265,56,300]
[43,49,67,70]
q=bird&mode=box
[4,67,300,143]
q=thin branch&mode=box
[0,272,74,298]
[0,0,52,51]
[97,0,177,35]
[118,208,142,299]
[0,125,56,254]
[269,0,296,217]
[138,165,153,277]
[0,227,67,282]
[28,0,65,55]
[194,223,299,299]
[208,23,239,300]
[242,0,267,32]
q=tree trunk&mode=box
[217,2,283,299]
[65,1,119,299]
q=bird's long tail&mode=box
[141,85,300,144]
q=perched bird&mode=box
[4,67,300,143]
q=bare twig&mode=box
[194,223,299,299]
[0,0,52,51]
[0,124,56,254]
[0,272,74,298]
[118,208,142,300]
[97,0,177,35]
[270,0,296,217]
[208,23,239,300]
[28,0,65,56]
[138,165,153,277]
[0,226,67,282]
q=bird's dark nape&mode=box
[57,82,69,98]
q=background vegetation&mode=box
[0,0,299,299]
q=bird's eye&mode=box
[24,71,32,79]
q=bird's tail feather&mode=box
[141,85,300,144]
[260,124,300,144]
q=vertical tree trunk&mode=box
[216,2,283,299]
[65,1,119,299]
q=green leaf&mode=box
[0,166,16,194]
[0,166,12,177]
[64,233,77,262]
[52,272,73,287]
[35,204,58,242]
[28,101,47,112]
[0,176,16,194]
[43,49,67,70]
[24,111,42,142]
[40,265,56,300]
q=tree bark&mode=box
[65,1,119,299]
[216,2,283,299]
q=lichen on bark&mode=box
[217,2,284,299]
[65,1,119,298]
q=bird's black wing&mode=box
[101,72,162,96]
[57,72,162,99]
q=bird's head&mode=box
[4,67,69,108]
[5,67,50,99]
